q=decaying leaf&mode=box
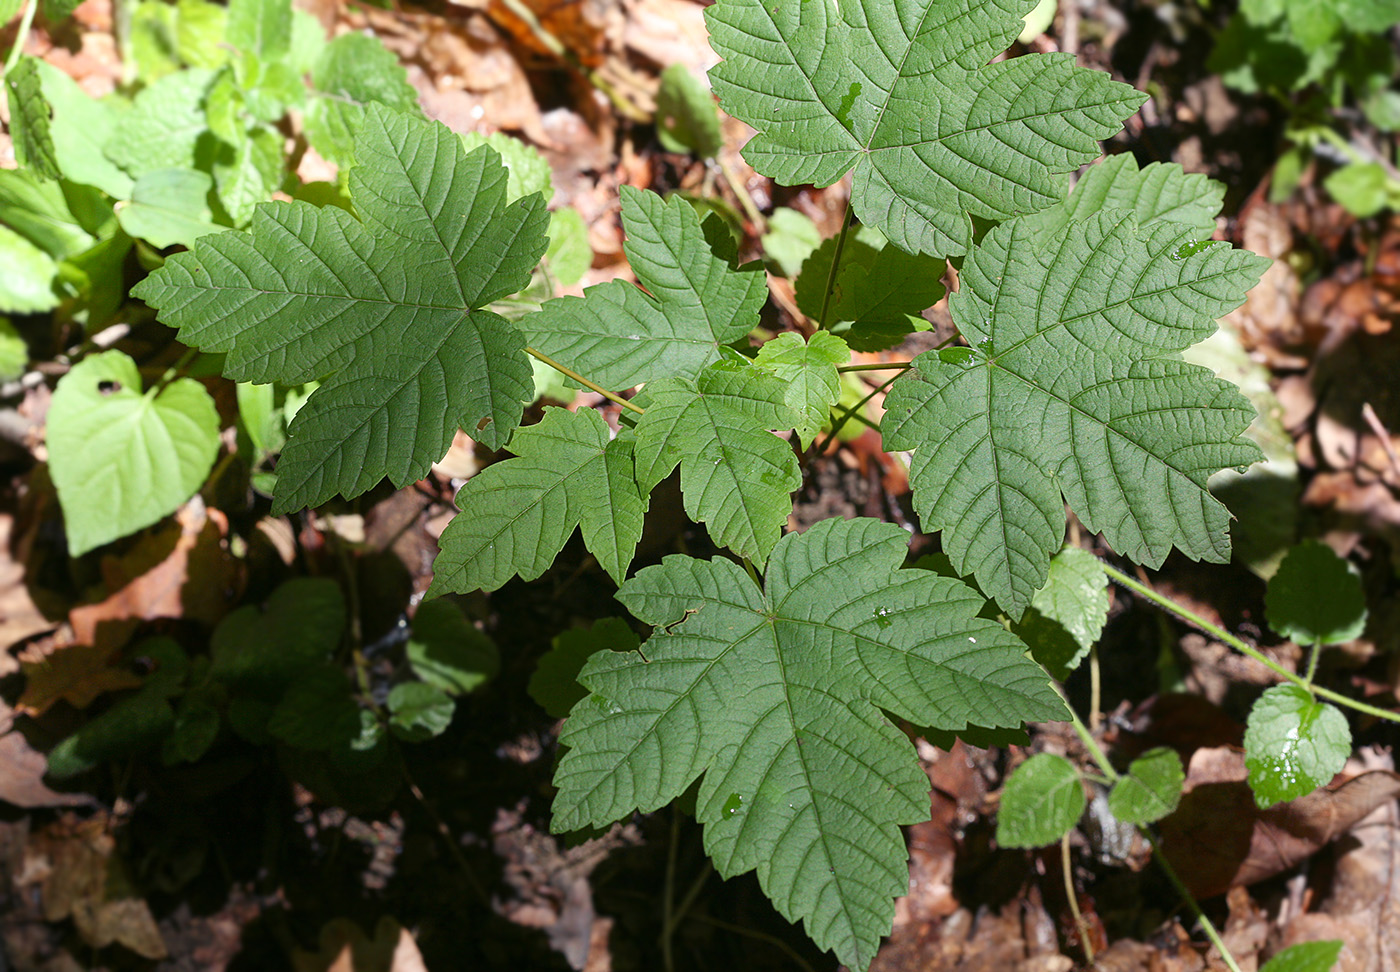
[16,642,143,716]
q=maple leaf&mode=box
[883,159,1270,616]
[552,517,1066,970]
[520,187,767,390]
[132,104,549,513]
[706,0,1147,256]
[428,407,647,596]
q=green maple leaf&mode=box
[520,187,767,390]
[705,0,1147,257]
[753,331,849,448]
[633,359,802,566]
[132,105,549,513]
[883,161,1270,616]
[552,517,1066,970]
[428,407,646,596]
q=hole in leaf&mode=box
[97,380,122,395]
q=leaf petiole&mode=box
[836,361,914,373]
[1,0,38,78]
[524,346,645,416]
[816,197,854,332]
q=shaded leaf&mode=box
[1265,540,1367,646]
[996,752,1085,848]
[1014,546,1109,679]
[406,599,499,695]
[387,682,455,742]
[529,617,639,719]
[1244,684,1350,809]
[1108,747,1184,825]
[656,64,723,158]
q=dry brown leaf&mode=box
[0,515,56,671]
[20,813,167,959]
[1158,746,1400,899]
[0,701,89,808]
[621,0,714,75]
[485,0,616,69]
[293,917,428,972]
[16,642,143,716]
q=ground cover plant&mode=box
[2,0,1399,968]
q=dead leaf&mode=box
[19,812,167,959]
[620,0,714,75]
[0,514,58,668]
[485,0,616,69]
[292,917,428,972]
[0,701,90,808]
[1158,746,1400,899]
[16,642,143,716]
[67,502,244,651]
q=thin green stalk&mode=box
[524,346,644,416]
[1061,832,1094,965]
[837,361,914,373]
[742,557,761,586]
[2,0,38,77]
[816,198,855,332]
[1303,642,1321,687]
[1100,560,1400,724]
[813,372,899,455]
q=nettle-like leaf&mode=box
[553,517,1066,970]
[521,187,767,390]
[133,105,549,513]
[1108,746,1184,825]
[884,162,1270,616]
[1265,539,1368,646]
[753,331,849,448]
[5,56,61,180]
[706,0,1147,257]
[429,407,646,596]
[47,350,220,556]
[305,32,419,167]
[633,359,802,566]
[996,752,1085,849]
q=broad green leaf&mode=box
[705,0,1146,257]
[213,123,284,227]
[545,207,591,287]
[0,168,98,260]
[1014,546,1109,680]
[0,320,27,381]
[406,599,499,695]
[0,225,59,312]
[521,187,767,390]
[656,64,723,158]
[115,168,221,248]
[884,205,1269,616]
[133,105,550,513]
[1034,154,1224,241]
[632,359,802,565]
[429,407,646,595]
[761,207,822,278]
[753,331,849,447]
[129,0,229,79]
[1259,940,1344,972]
[211,577,345,690]
[0,0,22,23]
[794,224,943,351]
[460,130,552,202]
[529,617,639,719]
[1266,540,1367,645]
[6,57,61,181]
[1244,684,1351,809]
[553,517,1067,970]
[387,682,455,742]
[31,61,133,199]
[996,752,1085,848]
[268,664,361,750]
[105,69,217,178]
[1107,747,1184,825]
[227,0,291,61]
[305,32,420,167]
[1325,163,1393,219]
[47,350,221,556]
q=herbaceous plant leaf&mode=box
[1244,684,1350,809]
[305,32,419,167]
[995,752,1085,848]
[705,0,1147,257]
[133,105,549,513]
[1012,546,1109,679]
[1265,540,1367,646]
[632,359,802,566]
[428,407,646,596]
[883,207,1270,617]
[753,331,849,448]
[1107,746,1184,824]
[5,57,61,180]
[1034,153,1225,241]
[552,517,1067,970]
[520,187,767,390]
[46,350,220,556]
[104,68,217,178]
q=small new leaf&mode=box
[554,518,1065,970]
[430,407,646,596]
[884,166,1269,616]
[406,599,499,695]
[706,0,1146,256]
[133,105,549,513]
[47,350,220,556]
[632,359,802,565]
[753,331,849,447]
[1107,747,1184,825]
[996,752,1085,848]
[1265,540,1367,646]
[1014,546,1109,680]
[521,187,767,390]
[1244,684,1350,809]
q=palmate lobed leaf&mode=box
[133,104,549,514]
[706,0,1147,257]
[553,517,1066,970]
[884,160,1271,617]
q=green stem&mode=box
[2,0,38,78]
[1061,832,1095,965]
[1304,642,1321,688]
[813,372,899,455]
[816,198,855,332]
[524,346,644,416]
[1100,561,1400,724]
[836,361,914,373]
